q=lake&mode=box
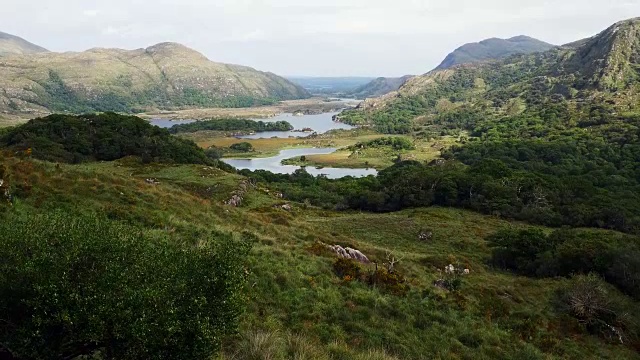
[221,148,377,179]
[149,111,353,139]
[149,118,196,128]
[238,112,354,139]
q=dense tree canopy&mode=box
[0,113,210,164]
[168,118,293,134]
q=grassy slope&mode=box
[2,152,637,359]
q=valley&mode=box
[2,13,640,360]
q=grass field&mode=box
[2,152,638,359]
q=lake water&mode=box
[149,111,353,139]
[221,148,377,179]
[238,112,354,139]
[149,118,196,128]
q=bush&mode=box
[488,228,555,276]
[230,142,254,152]
[367,269,410,296]
[560,274,633,343]
[488,228,640,299]
[0,211,250,359]
[333,258,362,280]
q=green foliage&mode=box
[323,20,640,234]
[333,258,362,279]
[230,142,254,152]
[368,269,410,296]
[349,136,415,151]
[0,112,211,164]
[488,228,640,300]
[0,211,250,359]
[169,118,293,134]
[436,36,555,70]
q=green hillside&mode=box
[347,75,414,99]
[0,42,309,114]
[2,17,640,360]
[335,18,640,233]
[436,35,555,70]
[1,139,639,359]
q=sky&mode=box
[2,0,639,77]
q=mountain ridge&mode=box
[435,35,555,70]
[0,40,309,114]
[347,75,413,99]
[0,31,48,56]
[339,17,640,137]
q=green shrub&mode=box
[230,142,255,152]
[367,269,410,296]
[488,228,640,300]
[333,258,362,280]
[349,137,415,151]
[0,211,250,359]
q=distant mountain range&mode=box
[0,34,309,115]
[286,77,377,95]
[435,35,555,70]
[347,76,413,99]
[0,31,48,56]
[324,36,554,100]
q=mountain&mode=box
[286,76,376,95]
[0,31,48,56]
[435,35,555,70]
[342,18,640,132]
[347,75,413,99]
[0,42,309,114]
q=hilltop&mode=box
[347,75,413,99]
[435,35,555,70]
[0,31,48,56]
[0,42,309,115]
[342,17,640,130]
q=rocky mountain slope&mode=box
[341,17,640,132]
[0,42,309,114]
[347,75,413,99]
[435,35,555,70]
[0,31,48,56]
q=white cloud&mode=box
[83,9,99,17]
[1,0,638,76]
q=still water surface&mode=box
[221,148,377,179]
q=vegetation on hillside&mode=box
[330,18,640,233]
[2,17,640,360]
[0,211,250,359]
[1,153,639,359]
[349,136,415,151]
[347,76,413,100]
[169,118,293,134]
[0,113,211,164]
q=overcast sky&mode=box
[2,0,639,76]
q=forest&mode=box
[168,118,293,134]
[0,113,211,164]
